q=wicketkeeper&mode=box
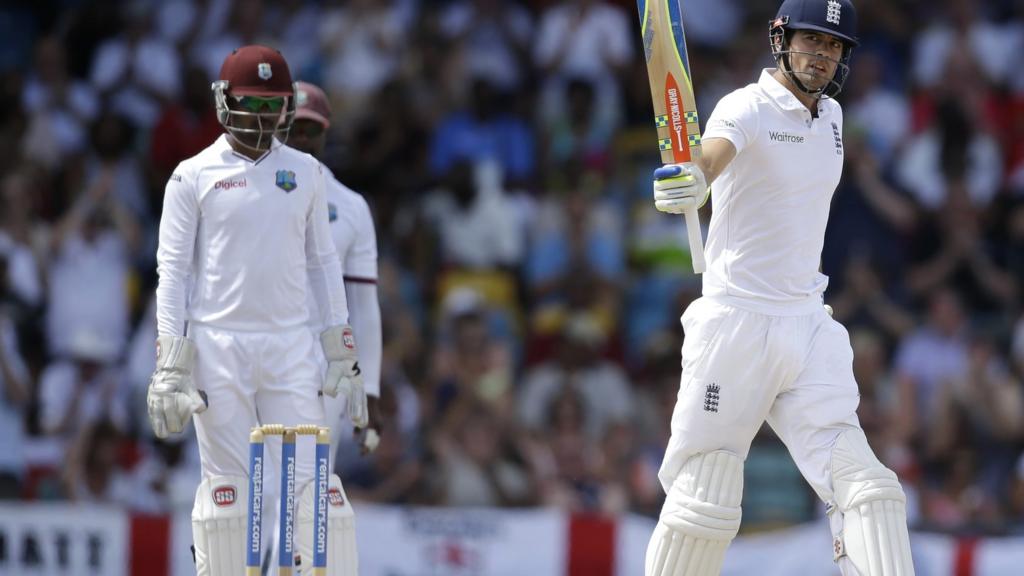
[148,45,364,575]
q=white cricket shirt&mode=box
[305,165,378,329]
[701,69,845,315]
[156,135,348,336]
[325,165,379,283]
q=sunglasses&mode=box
[232,95,286,113]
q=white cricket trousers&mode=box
[659,296,862,505]
[191,324,326,489]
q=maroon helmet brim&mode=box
[228,88,293,97]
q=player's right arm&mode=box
[653,91,753,214]
[155,168,199,337]
[696,138,738,186]
[149,167,206,439]
[652,138,737,214]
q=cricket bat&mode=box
[637,0,707,274]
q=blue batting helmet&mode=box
[774,0,859,47]
[770,0,859,98]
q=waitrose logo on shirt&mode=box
[769,131,805,144]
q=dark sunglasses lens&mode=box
[238,96,285,113]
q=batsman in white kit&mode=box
[147,45,364,575]
[645,1,915,575]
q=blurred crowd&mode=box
[1,0,1024,538]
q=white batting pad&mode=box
[646,450,744,576]
[296,474,358,576]
[831,429,915,575]
[192,475,249,576]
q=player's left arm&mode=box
[343,195,384,452]
[306,164,349,327]
[343,196,381,399]
[308,164,369,427]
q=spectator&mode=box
[846,50,911,162]
[851,329,901,456]
[334,80,432,236]
[431,404,534,507]
[430,77,535,184]
[1013,314,1024,377]
[827,255,915,341]
[21,35,99,166]
[904,174,1016,312]
[591,421,640,514]
[519,313,633,442]
[0,310,30,499]
[911,0,1020,89]
[892,288,970,448]
[149,66,222,186]
[526,168,623,356]
[919,448,988,531]
[89,1,181,128]
[440,0,534,91]
[534,0,633,132]
[427,291,514,430]
[0,171,43,312]
[930,336,1023,505]
[62,420,158,510]
[84,112,150,221]
[341,403,423,504]
[678,0,744,49]
[45,165,138,357]
[190,0,270,82]
[319,0,409,123]
[1010,452,1024,529]
[543,78,614,169]
[526,167,622,304]
[896,97,1002,211]
[38,329,128,441]
[420,160,524,270]
[268,0,324,80]
[536,385,601,510]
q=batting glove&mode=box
[653,163,709,214]
[147,336,207,439]
[320,324,369,428]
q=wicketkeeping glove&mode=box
[147,335,207,439]
[653,163,709,214]
[320,324,369,428]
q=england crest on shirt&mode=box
[276,170,297,192]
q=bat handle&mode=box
[683,207,706,274]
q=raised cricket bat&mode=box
[637,0,706,274]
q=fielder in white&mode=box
[289,81,383,455]
[645,1,915,575]
[148,45,366,576]
[260,80,384,575]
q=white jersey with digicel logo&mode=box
[156,135,348,336]
[700,69,845,315]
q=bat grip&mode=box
[684,207,706,274]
